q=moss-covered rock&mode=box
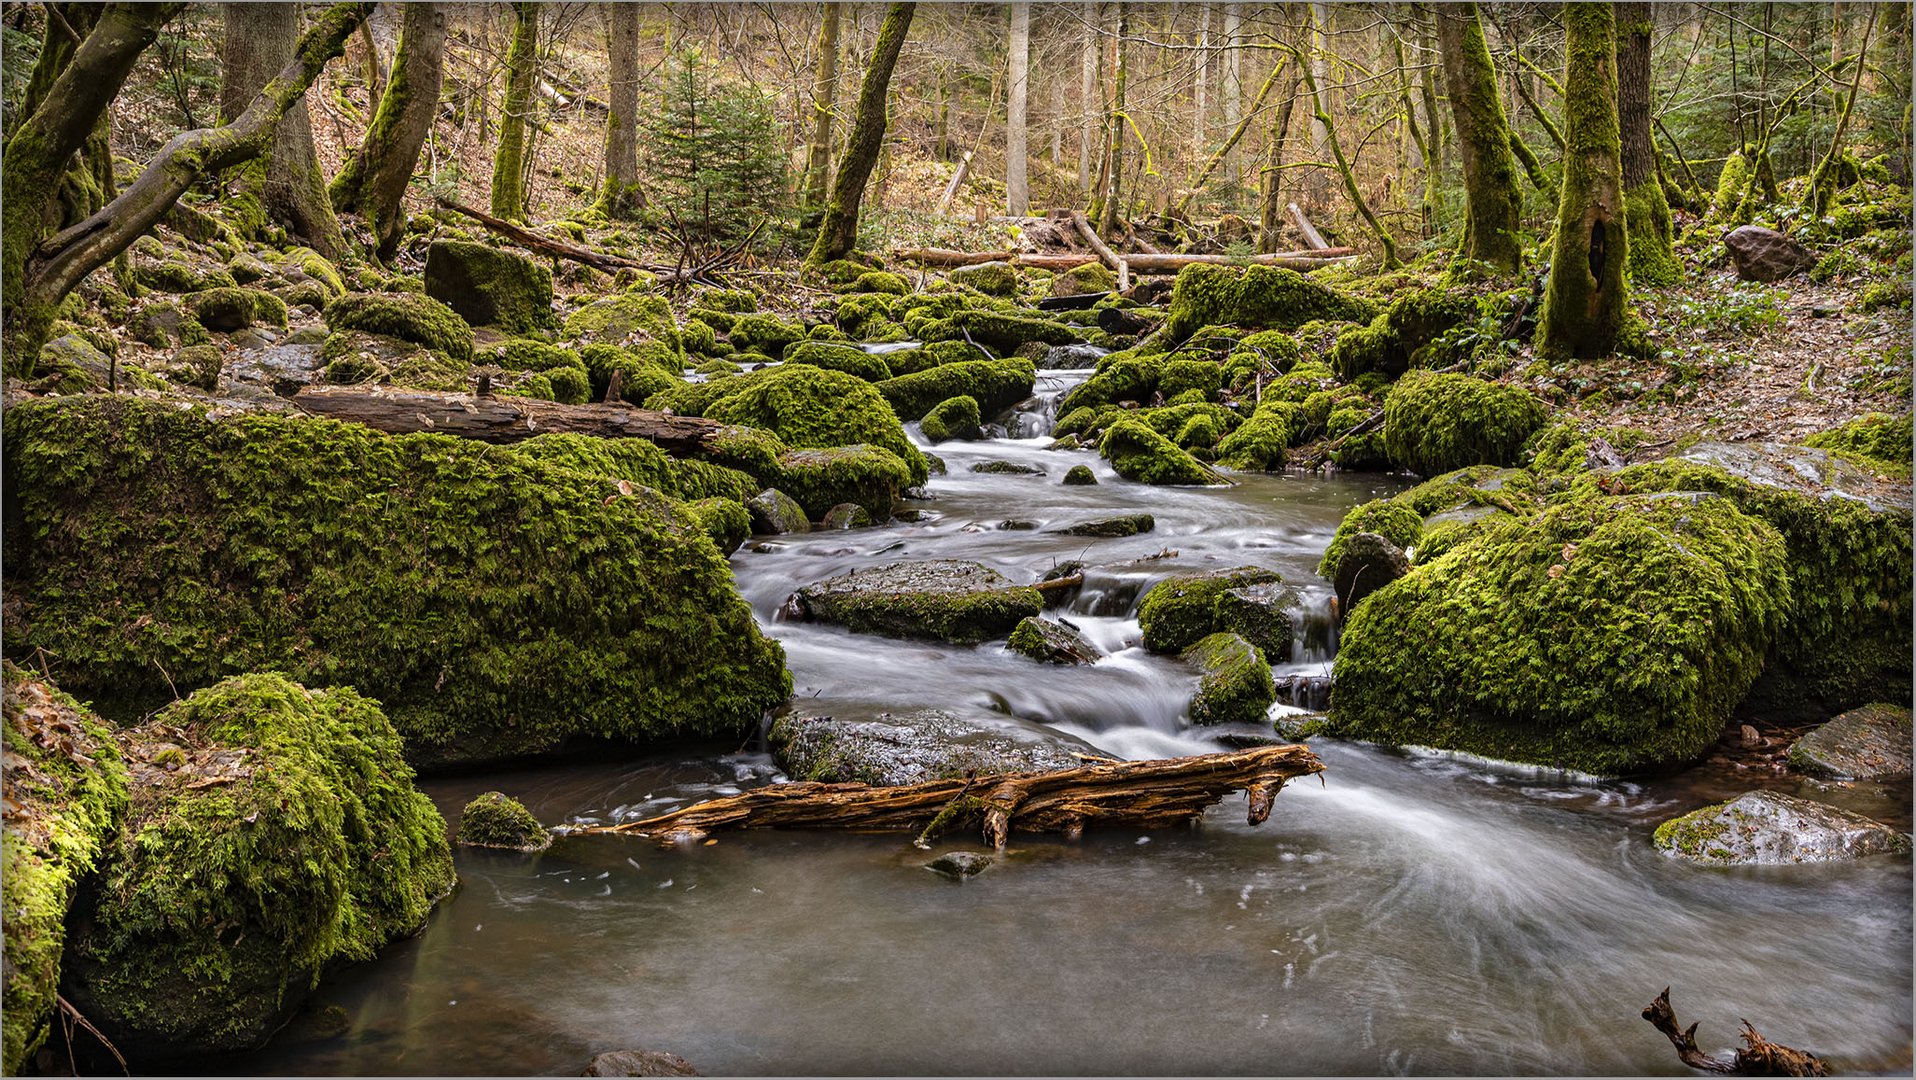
[1137,567,1284,654]
[424,240,557,335]
[1099,418,1223,486]
[1328,492,1790,775]
[789,560,1043,643]
[1787,703,1913,781]
[136,261,239,295]
[325,292,474,363]
[846,270,910,295]
[948,261,1020,297]
[726,312,806,359]
[1652,790,1910,865]
[768,711,1093,786]
[169,343,226,391]
[653,365,927,488]
[877,357,1036,422]
[1214,398,1303,471]
[1,665,128,1075]
[1802,412,1913,478]
[1049,261,1118,297]
[1317,499,1426,579]
[917,309,1082,353]
[1184,632,1276,725]
[320,330,470,391]
[60,674,454,1061]
[1165,263,1377,340]
[1328,288,1475,379]
[1062,464,1098,485]
[1382,371,1548,477]
[770,446,914,521]
[3,397,790,768]
[920,395,982,443]
[1006,617,1101,664]
[783,340,892,382]
[744,487,810,534]
[563,292,683,357]
[457,791,551,851]
[506,432,756,504]
[580,342,680,405]
[189,287,289,333]
[1212,580,1297,660]
[1058,512,1155,537]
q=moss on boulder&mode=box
[3,397,790,768]
[1138,567,1284,654]
[789,560,1043,643]
[563,292,683,357]
[458,791,551,851]
[189,287,289,333]
[877,357,1036,422]
[920,395,982,443]
[1049,261,1118,297]
[654,365,927,488]
[1328,288,1475,380]
[424,240,557,335]
[784,341,892,382]
[325,292,474,363]
[1165,263,1377,340]
[1099,417,1223,485]
[1184,632,1276,725]
[918,309,1082,353]
[726,313,806,359]
[948,261,1020,297]
[1802,412,1913,478]
[1382,371,1548,477]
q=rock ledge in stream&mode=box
[1652,790,1910,865]
[1007,617,1101,665]
[581,1049,703,1077]
[786,560,1042,643]
[769,712,1099,786]
[1787,703,1913,780]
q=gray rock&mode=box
[769,711,1097,785]
[970,460,1046,475]
[1059,513,1155,537]
[745,488,810,534]
[582,1049,702,1077]
[1653,790,1911,865]
[787,559,1042,643]
[926,851,993,881]
[1723,225,1817,282]
[818,502,873,529]
[1788,703,1913,780]
[1006,616,1101,665]
[1662,440,1910,511]
[228,343,325,397]
[1330,532,1410,616]
[1215,581,1298,661]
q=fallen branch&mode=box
[1070,208,1125,272]
[1641,988,1826,1077]
[892,247,1353,274]
[569,744,1325,848]
[292,386,728,454]
[1288,203,1329,250]
[434,196,761,287]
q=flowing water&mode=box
[221,370,1911,1076]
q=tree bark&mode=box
[1096,3,1128,235]
[1297,35,1398,268]
[595,1,644,218]
[1220,3,1242,185]
[1436,2,1525,274]
[489,2,538,221]
[222,3,347,258]
[1537,2,1629,361]
[1006,1,1030,215]
[1192,5,1209,163]
[1616,4,1677,285]
[292,386,729,453]
[802,2,841,208]
[330,1,445,259]
[806,3,915,265]
[1079,1,1098,193]
[1257,77,1300,252]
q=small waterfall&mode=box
[1275,589,1339,711]
[1005,364,1099,439]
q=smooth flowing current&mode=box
[223,369,1911,1076]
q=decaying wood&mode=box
[435,195,649,274]
[570,744,1324,848]
[1288,202,1330,250]
[1031,573,1085,593]
[1642,989,1827,1077]
[292,386,727,453]
[892,247,1354,273]
[1070,208,1125,272]
[890,248,1105,270]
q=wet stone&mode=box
[1006,616,1101,665]
[1329,532,1411,616]
[769,711,1096,785]
[745,488,810,535]
[998,520,1038,531]
[818,502,874,530]
[1653,790,1911,865]
[970,460,1046,476]
[581,1048,703,1076]
[787,559,1043,643]
[1215,581,1298,661]
[1059,513,1155,537]
[1062,464,1098,485]
[1788,703,1913,780]
[926,851,994,881]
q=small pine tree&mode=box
[642,49,789,243]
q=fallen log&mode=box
[1069,209,1125,272]
[1642,988,1826,1076]
[890,248,1106,270]
[893,247,1355,273]
[435,196,648,275]
[1288,202,1330,250]
[292,385,728,454]
[567,743,1324,847]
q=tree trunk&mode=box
[806,2,915,265]
[221,3,347,258]
[1097,3,1128,235]
[1298,35,1398,268]
[1006,1,1030,215]
[1417,12,1445,212]
[1079,1,1097,193]
[596,1,644,218]
[1805,4,1878,216]
[1616,4,1677,285]
[1176,56,1284,216]
[330,1,445,259]
[490,2,538,221]
[1537,2,1628,361]
[1436,2,1525,274]
[802,2,841,207]
[1257,77,1299,251]
[1221,3,1242,186]
[19,4,115,233]
[1192,6,1208,164]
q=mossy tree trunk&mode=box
[1416,12,1444,214]
[1256,75,1299,252]
[1616,3,1678,285]
[2,2,185,373]
[801,2,841,210]
[7,3,371,375]
[330,1,444,260]
[805,2,914,265]
[1296,31,1398,268]
[595,1,645,218]
[1436,2,1524,275]
[1805,3,1878,217]
[489,2,538,222]
[1078,1,1097,193]
[221,3,348,258]
[19,4,116,232]
[1537,3,1629,361]
[1096,3,1128,235]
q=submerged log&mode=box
[1642,988,1827,1077]
[569,744,1324,847]
[292,385,727,453]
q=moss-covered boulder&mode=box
[765,445,914,521]
[424,240,556,335]
[1137,567,1284,654]
[1,665,128,1075]
[1059,513,1155,537]
[1099,418,1223,486]
[325,292,473,363]
[877,357,1036,422]
[654,365,928,488]
[1317,500,1425,579]
[1006,617,1101,664]
[1653,790,1910,865]
[1328,492,1790,774]
[1049,261,1118,297]
[457,791,551,852]
[1212,580,1297,660]
[1165,264,1377,340]
[745,487,810,534]
[564,292,683,357]
[784,341,892,382]
[189,287,289,333]
[1328,288,1475,380]
[818,501,874,529]
[3,397,790,768]
[60,675,454,1061]
[948,261,1020,297]
[920,395,982,443]
[727,313,806,359]
[768,711,1094,786]
[1325,532,1410,616]
[320,329,470,391]
[1214,397,1303,471]
[788,560,1043,643]
[1184,632,1276,725]
[1382,371,1548,477]
[1802,412,1913,478]
[1062,464,1098,485]
[506,432,755,505]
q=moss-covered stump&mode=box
[1328,492,1790,775]
[1,664,129,1075]
[877,358,1037,423]
[768,711,1096,786]
[458,791,551,851]
[1099,418,1224,486]
[1183,633,1276,725]
[1382,371,1547,477]
[1165,264,1376,340]
[1138,567,1284,654]
[424,241,556,335]
[60,675,455,1062]
[1006,616,1101,665]
[920,395,983,443]
[189,287,289,333]
[787,560,1043,643]
[3,397,791,768]
[564,293,683,358]
[654,366,928,488]
[1787,703,1913,781]
[1652,791,1910,865]
[325,292,474,363]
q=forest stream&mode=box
[211,367,1912,1077]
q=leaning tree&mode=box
[331,0,445,259]
[806,2,916,266]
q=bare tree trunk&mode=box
[1537,3,1628,360]
[1079,1,1098,194]
[1616,3,1677,284]
[1192,5,1209,164]
[806,2,915,265]
[1097,3,1128,235]
[1257,76,1299,251]
[489,2,538,221]
[1417,11,1444,204]
[1006,1,1030,215]
[222,3,347,257]
[595,1,644,218]
[1298,32,1398,268]
[1049,66,1064,165]
[802,2,841,208]
[1221,3,1242,186]
[331,1,445,259]
[1436,2,1525,274]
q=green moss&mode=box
[1808,249,1865,283]
[1056,352,1161,413]
[1100,417,1223,485]
[846,270,909,295]
[1318,500,1425,578]
[1383,371,1548,476]
[1328,492,1791,774]
[457,791,550,851]
[320,330,471,392]
[171,344,225,392]
[1,664,128,1075]
[1138,567,1283,653]
[660,366,928,487]
[326,292,474,362]
[726,312,806,359]
[1165,263,1377,340]
[920,395,982,443]
[679,318,718,355]
[280,247,346,298]
[563,292,683,358]
[1624,181,1682,286]
[1050,261,1117,296]
[877,357,1035,422]
[489,338,583,372]
[579,342,680,404]
[1183,632,1276,725]
[1857,279,1912,312]
[806,259,878,288]
[695,288,758,313]
[3,398,791,768]
[189,287,288,332]
[770,446,914,521]
[830,292,899,338]
[784,341,892,381]
[1713,150,1752,222]
[1328,288,1476,380]
[508,433,756,504]
[948,261,1020,296]
[1802,413,1913,478]
[137,261,238,294]
[685,496,752,553]
[1214,399,1302,471]
[423,241,556,335]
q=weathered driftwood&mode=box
[292,386,727,453]
[1641,988,1826,1077]
[571,744,1324,847]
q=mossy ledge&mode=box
[2,396,792,768]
